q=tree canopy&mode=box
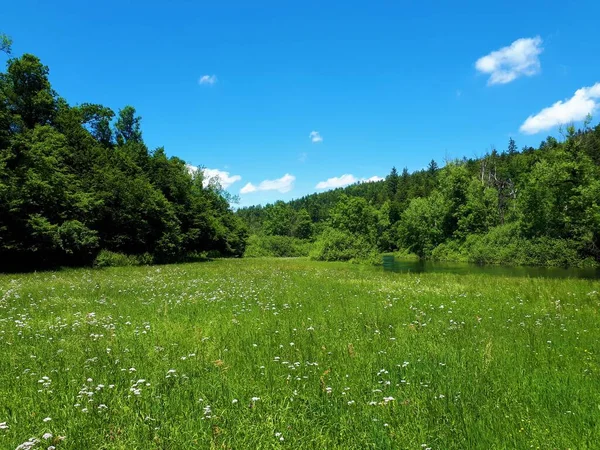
[238,125,600,266]
[0,51,246,270]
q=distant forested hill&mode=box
[237,124,600,266]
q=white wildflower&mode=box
[15,438,39,450]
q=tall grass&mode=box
[0,259,599,449]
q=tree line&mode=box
[238,125,600,267]
[0,46,246,271]
[2,34,599,270]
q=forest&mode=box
[238,123,600,267]
[2,32,600,271]
[0,42,247,271]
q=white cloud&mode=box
[309,131,323,143]
[520,83,600,134]
[240,183,257,194]
[299,152,308,163]
[187,165,242,189]
[202,168,241,188]
[240,173,296,194]
[315,174,383,190]
[316,174,356,189]
[362,175,384,183]
[475,36,543,85]
[199,74,218,85]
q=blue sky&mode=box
[3,0,600,206]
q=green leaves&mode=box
[115,105,142,145]
[0,53,245,270]
[0,32,12,54]
[2,54,56,129]
[397,192,448,257]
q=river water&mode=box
[386,259,600,279]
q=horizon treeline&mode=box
[2,41,599,271]
[237,123,600,267]
[0,50,247,271]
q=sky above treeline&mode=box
[2,0,600,206]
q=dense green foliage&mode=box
[0,51,246,270]
[1,259,599,448]
[238,128,600,266]
[244,234,312,258]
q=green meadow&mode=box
[1,258,599,449]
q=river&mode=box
[385,259,600,279]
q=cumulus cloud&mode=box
[309,131,323,143]
[362,175,385,183]
[202,168,242,188]
[315,174,356,189]
[520,83,600,134]
[315,174,383,190]
[187,165,242,188]
[199,74,218,85]
[475,36,543,85]
[240,173,296,194]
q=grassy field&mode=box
[0,258,599,449]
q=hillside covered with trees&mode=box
[238,125,600,267]
[0,42,246,270]
[2,32,599,271]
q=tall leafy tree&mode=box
[1,54,56,130]
[385,166,399,200]
[397,192,448,257]
[263,201,296,237]
[508,137,517,155]
[293,208,313,239]
[115,106,142,145]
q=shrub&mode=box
[57,220,100,265]
[430,240,469,262]
[310,228,377,262]
[520,237,582,267]
[430,223,589,267]
[94,250,153,268]
[244,235,312,258]
[462,223,524,265]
